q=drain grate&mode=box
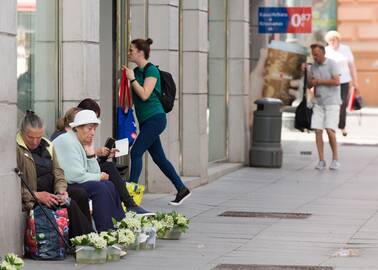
[213,264,333,270]
[219,211,311,219]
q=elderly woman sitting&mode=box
[53,110,125,231]
[51,104,151,216]
[16,111,93,238]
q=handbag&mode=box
[15,168,71,260]
[295,67,313,132]
[348,87,363,111]
[116,69,137,145]
[24,206,69,260]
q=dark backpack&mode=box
[143,63,176,113]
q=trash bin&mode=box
[250,98,283,168]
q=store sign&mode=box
[258,7,312,34]
[17,0,36,12]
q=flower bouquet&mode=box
[0,253,24,270]
[144,212,189,240]
[71,233,107,264]
[113,212,147,250]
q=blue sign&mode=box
[259,7,289,33]
[258,7,312,34]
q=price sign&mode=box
[259,7,312,34]
[287,7,312,33]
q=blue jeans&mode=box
[74,180,125,232]
[129,113,185,191]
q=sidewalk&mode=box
[24,116,378,270]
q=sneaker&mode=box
[168,187,191,206]
[315,160,326,170]
[127,206,155,217]
[329,160,340,170]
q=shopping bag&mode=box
[126,182,145,206]
[116,69,137,145]
[295,66,313,132]
[24,206,69,260]
[116,107,137,145]
[347,88,363,111]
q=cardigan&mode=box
[53,130,101,184]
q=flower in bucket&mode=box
[141,217,163,232]
[99,229,135,247]
[99,231,118,246]
[71,233,107,249]
[143,211,189,238]
[117,229,135,247]
[113,211,142,232]
[0,253,24,270]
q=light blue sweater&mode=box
[53,130,101,184]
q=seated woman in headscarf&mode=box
[16,111,94,238]
[53,110,126,232]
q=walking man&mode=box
[308,43,341,170]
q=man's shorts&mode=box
[311,104,340,131]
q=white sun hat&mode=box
[69,109,101,128]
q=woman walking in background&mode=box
[325,30,359,136]
[123,38,191,206]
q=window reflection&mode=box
[17,0,58,137]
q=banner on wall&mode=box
[258,7,312,34]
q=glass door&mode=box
[114,0,149,178]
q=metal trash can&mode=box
[250,98,283,168]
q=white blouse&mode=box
[325,44,354,84]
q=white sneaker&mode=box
[315,160,326,170]
[329,160,340,170]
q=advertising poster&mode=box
[262,41,307,106]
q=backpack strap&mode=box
[142,63,161,97]
[142,62,153,79]
[302,66,307,101]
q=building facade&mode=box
[337,0,378,106]
[1,0,263,254]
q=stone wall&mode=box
[0,0,22,255]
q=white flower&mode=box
[1,261,17,270]
[91,235,107,249]
[100,231,117,245]
[116,212,142,232]
[151,220,164,232]
[164,215,175,229]
[117,229,135,246]
[176,216,188,226]
[71,234,88,246]
[71,232,107,249]
[3,254,23,268]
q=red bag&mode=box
[347,88,363,111]
[116,70,137,144]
